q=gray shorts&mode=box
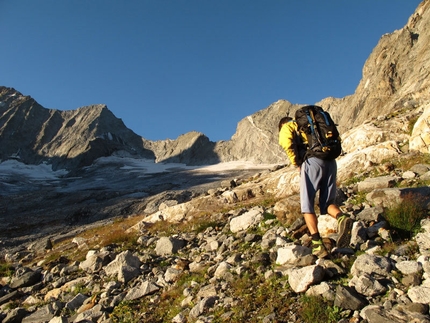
[300,157,337,214]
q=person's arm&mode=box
[279,123,299,167]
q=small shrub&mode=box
[299,295,342,323]
[408,115,420,134]
[0,261,14,277]
[384,192,428,239]
[388,152,430,172]
[348,191,367,206]
[71,282,91,296]
[110,301,140,323]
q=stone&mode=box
[104,250,142,283]
[188,296,218,319]
[65,293,88,311]
[351,254,392,278]
[306,281,336,301]
[155,237,186,256]
[79,250,112,273]
[357,176,399,192]
[356,206,384,222]
[396,260,423,275]
[229,207,264,233]
[416,232,430,255]
[124,281,160,301]
[21,303,57,323]
[2,308,29,323]
[288,265,325,293]
[276,244,312,267]
[407,286,430,304]
[349,274,388,297]
[9,268,42,289]
[334,285,368,311]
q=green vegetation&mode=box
[70,282,91,296]
[384,192,428,239]
[0,260,14,277]
[408,115,420,134]
[299,295,342,323]
[348,191,367,206]
[388,152,430,172]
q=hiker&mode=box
[278,113,354,258]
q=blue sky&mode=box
[1,1,421,142]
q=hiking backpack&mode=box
[294,105,342,160]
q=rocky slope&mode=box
[1,150,430,322]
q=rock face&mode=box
[1,1,430,167]
[0,87,154,170]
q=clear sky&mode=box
[0,1,422,142]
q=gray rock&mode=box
[288,265,325,293]
[2,307,29,323]
[124,281,160,301]
[334,285,368,311]
[73,304,104,323]
[349,274,388,297]
[416,232,430,255]
[0,290,21,306]
[407,286,430,304]
[357,176,400,193]
[366,221,389,239]
[188,296,218,319]
[275,244,311,267]
[9,268,41,289]
[79,250,112,273]
[361,305,430,323]
[196,284,218,299]
[48,317,69,323]
[396,260,423,275]
[22,303,58,323]
[305,281,336,301]
[351,254,392,278]
[155,236,186,256]
[65,293,88,311]
[229,207,264,233]
[410,164,430,175]
[402,170,417,179]
[104,250,142,283]
[350,220,368,248]
[356,206,384,222]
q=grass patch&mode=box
[386,152,430,172]
[110,271,207,323]
[408,115,420,134]
[0,260,14,277]
[384,192,428,239]
[348,191,367,206]
[299,295,342,323]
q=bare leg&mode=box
[303,212,319,235]
[327,204,342,219]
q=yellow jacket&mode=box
[279,120,308,167]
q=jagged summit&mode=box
[0,86,154,170]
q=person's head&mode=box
[278,116,292,132]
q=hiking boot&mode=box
[337,215,354,248]
[311,239,329,259]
